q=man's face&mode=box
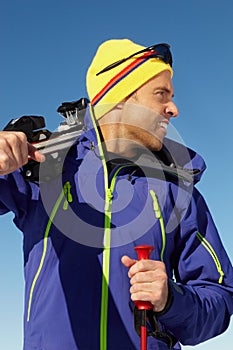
[98,70,179,156]
[120,70,179,153]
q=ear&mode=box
[125,91,137,102]
[115,93,136,110]
[115,101,125,110]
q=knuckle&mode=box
[3,154,10,163]
[138,260,147,269]
[0,137,8,148]
[159,270,167,282]
[0,152,9,165]
[130,285,134,294]
[157,261,166,270]
[17,131,27,142]
[132,274,139,283]
[11,132,26,144]
[131,283,140,293]
[0,155,10,174]
[2,131,26,145]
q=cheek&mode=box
[150,101,164,115]
[122,106,145,128]
[122,100,163,130]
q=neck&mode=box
[98,125,139,158]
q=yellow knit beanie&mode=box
[86,39,173,119]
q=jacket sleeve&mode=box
[0,171,38,229]
[158,187,233,345]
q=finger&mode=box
[28,143,45,162]
[129,259,164,277]
[11,134,29,166]
[130,270,158,285]
[128,260,151,278]
[130,290,153,303]
[130,282,168,310]
[121,255,136,268]
[130,281,154,293]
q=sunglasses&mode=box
[96,43,172,76]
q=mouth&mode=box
[158,120,169,130]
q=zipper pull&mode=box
[106,188,113,201]
[63,181,73,210]
[105,188,113,213]
[218,269,225,284]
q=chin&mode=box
[148,138,163,152]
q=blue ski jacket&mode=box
[0,106,233,350]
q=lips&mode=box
[158,120,169,130]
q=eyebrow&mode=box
[154,86,174,98]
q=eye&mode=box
[157,91,165,97]
[155,91,166,101]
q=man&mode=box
[0,39,232,350]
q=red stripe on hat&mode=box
[91,52,153,106]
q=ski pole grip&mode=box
[134,245,154,310]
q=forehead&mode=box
[142,70,173,91]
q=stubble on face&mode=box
[98,105,164,157]
[98,71,176,157]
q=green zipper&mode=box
[89,107,111,350]
[89,106,142,350]
[196,231,224,284]
[26,181,73,322]
[149,190,166,262]
[100,164,136,350]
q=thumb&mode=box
[121,255,137,268]
[27,143,45,163]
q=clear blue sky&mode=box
[0,0,232,349]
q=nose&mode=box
[165,101,179,118]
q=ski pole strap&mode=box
[134,307,177,349]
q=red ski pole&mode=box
[134,245,154,350]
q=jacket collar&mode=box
[80,104,206,184]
